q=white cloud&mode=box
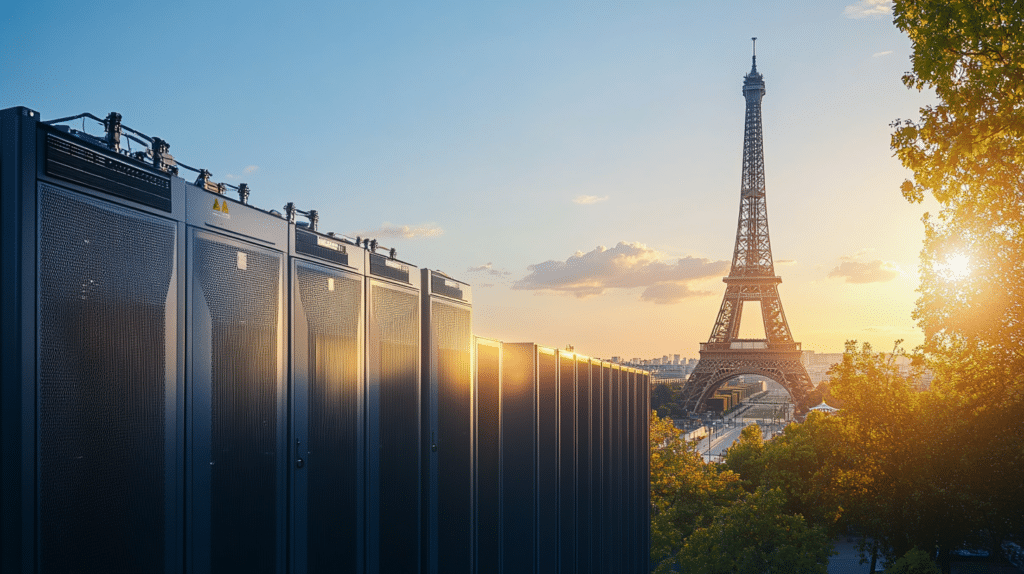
[872,50,893,58]
[843,0,892,19]
[776,259,797,266]
[353,222,444,239]
[243,165,259,174]
[640,282,707,305]
[573,195,609,205]
[512,241,729,303]
[828,259,900,283]
[467,262,511,277]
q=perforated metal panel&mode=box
[295,262,362,572]
[558,354,577,574]
[601,365,613,570]
[537,349,558,571]
[368,283,420,572]
[191,231,283,573]
[37,184,175,573]
[575,359,592,574]
[500,343,536,572]
[612,369,624,573]
[425,300,472,573]
[474,339,501,573]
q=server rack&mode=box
[421,269,473,574]
[536,346,559,573]
[1,107,185,574]
[473,337,502,574]
[622,368,630,568]
[185,178,289,574]
[640,371,651,573]
[558,351,577,574]
[365,252,422,573]
[289,222,366,573]
[574,357,593,574]
[499,342,539,573]
[601,362,615,573]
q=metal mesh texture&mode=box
[559,357,577,574]
[370,284,420,572]
[38,184,174,573]
[474,342,501,573]
[431,301,473,573]
[575,359,592,573]
[537,351,558,570]
[500,344,536,572]
[193,234,281,572]
[295,262,361,572]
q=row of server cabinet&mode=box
[0,106,650,574]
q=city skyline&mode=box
[1,0,935,358]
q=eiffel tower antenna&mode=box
[680,44,813,415]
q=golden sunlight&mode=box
[937,253,971,281]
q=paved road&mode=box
[694,389,794,462]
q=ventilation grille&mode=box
[432,302,472,571]
[295,229,348,266]
[475,342,501,572]
[369,253,409,283]
[193,235,281,572]
[500,345,536,571]
[371,285,420,572]
[431,274,465,301]
[558,357,577,574]
[38,184,174,573]
[536,351,559,569]
[575,359,592,573]
[296,262,362,570]
[45,134,172,212]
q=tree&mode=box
[828,341,999,573]
[649,412,742,573]
[723,423,766,493]
[675,487,834,574]
[890,2,1024,563]
[886,548,941,574]
[891,0,1024,363]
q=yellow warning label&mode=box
[221,201,229,214]
[213,199,220,211]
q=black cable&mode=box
[42,112,104,126]
[120,124,153,143]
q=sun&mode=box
[937,253,971,281]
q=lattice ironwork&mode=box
[681,43,814,414]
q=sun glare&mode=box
[937,253,971,281]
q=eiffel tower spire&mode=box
[735,36,771,277]
[680,44,813,415]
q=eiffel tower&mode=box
[680,39,813,415]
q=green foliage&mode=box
[886,548,941,574]
[725,413,859,536]
[888,4,1024,555]
[723,423,766,492]
[675,487,834,574]
[890,0,1024,362]
[649,412,742,572]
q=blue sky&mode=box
[2,0,936,358]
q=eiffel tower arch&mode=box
[680,40,813,414]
